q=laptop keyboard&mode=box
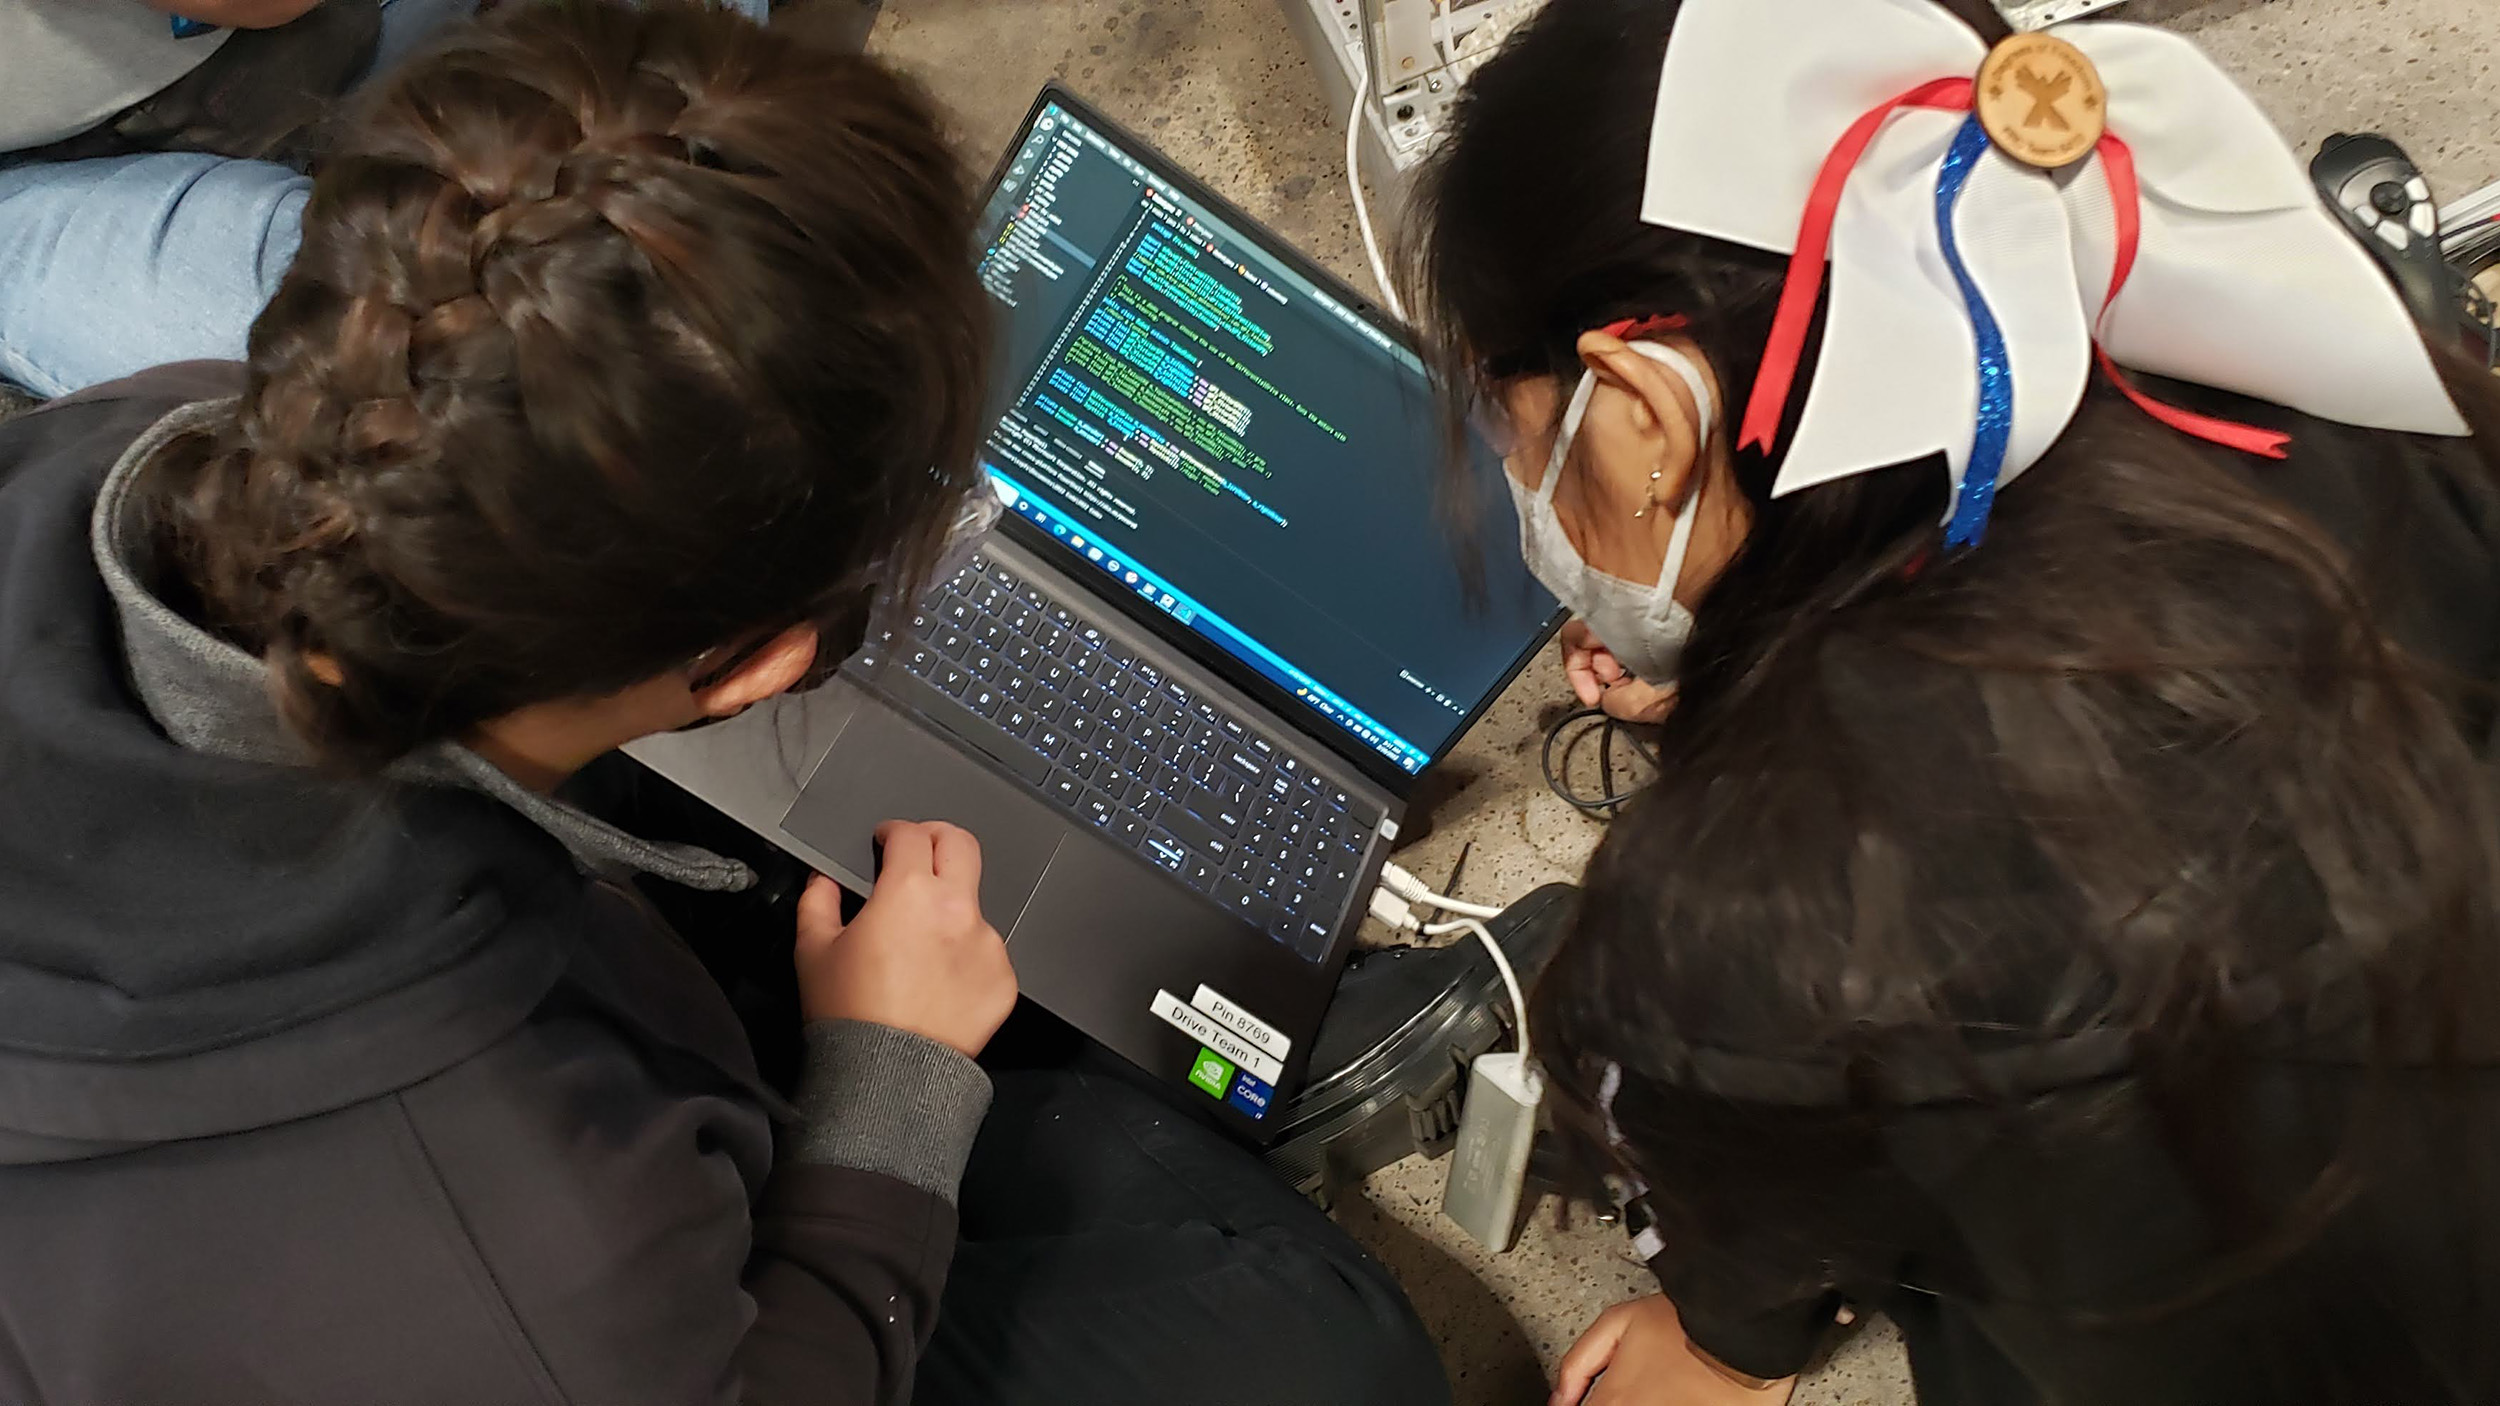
[852,553,1385,962]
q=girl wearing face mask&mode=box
[1495,323,1740,722]
[1409,0,2500,1403]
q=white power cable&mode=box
[1344,54,1406,322]
[1368,874,1530,1062]
[1427,916,1528,1062]
[1380,860,1504,919]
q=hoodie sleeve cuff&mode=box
[788,1020,994,1204]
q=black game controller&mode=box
[2312,131,2460,328]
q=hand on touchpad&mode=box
[780,707,1060,934]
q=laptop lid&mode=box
[971,87,1563,798]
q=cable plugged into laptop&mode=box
[1369,862,1523,1049]
[1366,884,1421,934]
[1367,862,1544,1251]
[1377,861,1504,919]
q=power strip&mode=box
[1279,0,1486,174]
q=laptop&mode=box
[630,87,1561,1137]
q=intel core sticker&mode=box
[1150,989,1284,1084]
[1226,1068,1276,1120]
[1190,984,1291,1061]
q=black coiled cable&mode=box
[1539,706,1661,819]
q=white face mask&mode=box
[1504,342,1714,684]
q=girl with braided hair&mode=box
[0,5,1445,1404]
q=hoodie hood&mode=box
[0,369,749,1163]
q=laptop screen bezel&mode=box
[968,84,1566,799]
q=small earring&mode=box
[1632,468,1664,519]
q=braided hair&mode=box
[143,0,990,772]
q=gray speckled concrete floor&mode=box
[864,1,2495,1402]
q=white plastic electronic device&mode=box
[1440,1050,1544,1250]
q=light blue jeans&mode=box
[0,0,770,398]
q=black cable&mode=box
[1539,706,1661,819]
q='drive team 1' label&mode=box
[1153,989,1283,1118]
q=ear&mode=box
[690,624,820,718]
[1574,330,1714,512]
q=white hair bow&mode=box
[1641,0,2467,547]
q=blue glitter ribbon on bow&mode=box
[1935,115,2013,550]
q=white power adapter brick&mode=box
[1441,1051,1544,1251]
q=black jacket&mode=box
[1631,392,2500,1405]
[0,366,992,1406]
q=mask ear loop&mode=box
[1608,342,1716,624]
[1647,481,1703,598]
[1538,370,1603,508]
[1624,339,1715,523]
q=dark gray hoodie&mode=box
[0,365,991,1406]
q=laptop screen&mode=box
[971,97,1559,777]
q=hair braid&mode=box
[142,0,989,772]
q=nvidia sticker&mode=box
[1187,1046,1235,1099]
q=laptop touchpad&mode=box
[778,707,1061,934]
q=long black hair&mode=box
[1405,0,2500,1387]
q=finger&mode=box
[928,822,984,890]
[1604,680,1677,724]
[1551,1310,1632,1406]
[1565,656,1604,706]
[796,874,848,943]
[873,820,938,881]
[1590,649,1626,686]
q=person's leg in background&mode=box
[0,0,479,398]
[0,153,306,397]
[917,1064,1453,1406]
